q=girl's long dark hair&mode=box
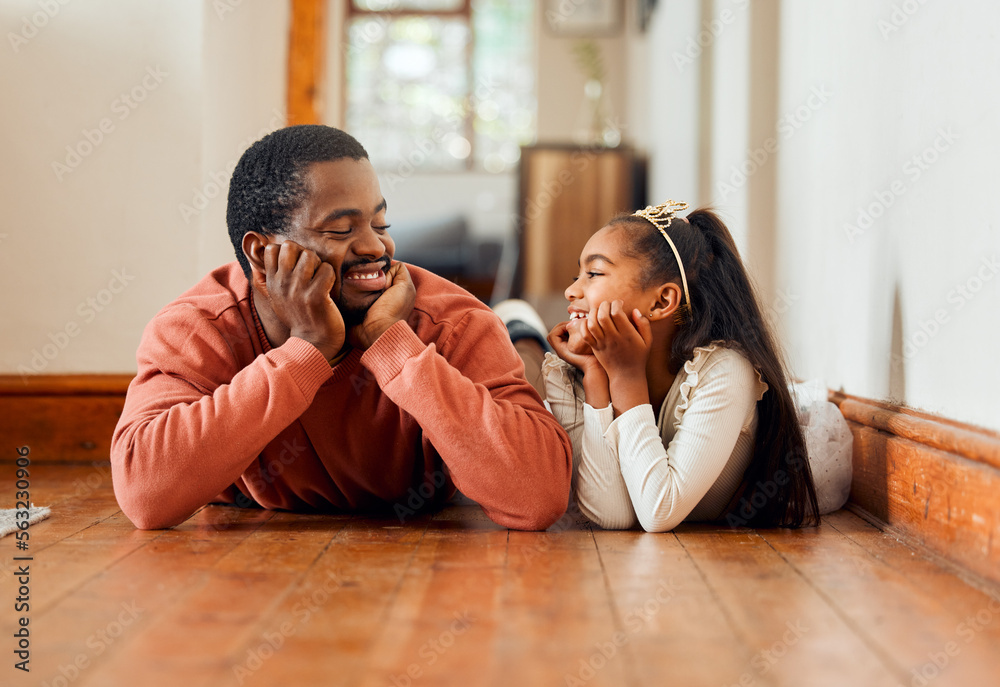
[612,208,819,528]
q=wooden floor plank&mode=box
[0,462,114,509]
[0,465,123,603]
[10,512,158,617]
[5,466,1000,687]
[77,510,349,687]
[16,506,276,687]
[0,462,122,554]
[496,519,630,687]
[828,509,998,603]
[214,514,434,687]
[357,515,508,687]
[675,526,901,687]
[593,525,763,687]
[778,510,1000,687]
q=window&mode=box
[345,0,536,173]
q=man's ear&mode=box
[648,282,683,322]
[242,231,271,290]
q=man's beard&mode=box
[336,298,374,329]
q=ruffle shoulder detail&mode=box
[673,342,769,425]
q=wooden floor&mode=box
[2,464,999,687]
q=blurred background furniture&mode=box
[391,214,502,303]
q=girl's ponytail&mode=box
[684,209,819,528]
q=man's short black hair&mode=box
[226,124,369,277]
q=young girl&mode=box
[543,201,820,532]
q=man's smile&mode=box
[341,260,389,292]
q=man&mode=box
[110,125,572,530]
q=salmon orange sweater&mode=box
[110,262,572,531]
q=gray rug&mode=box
[0,506,51,538]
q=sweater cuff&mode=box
[360,320,427,387]
[583,402,615,431]
[271,337,336,396]
[604,403,657,458]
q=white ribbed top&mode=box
[542,343,769,532]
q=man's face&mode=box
[280,157,394,323]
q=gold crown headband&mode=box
[632,201,692,321]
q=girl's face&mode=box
[563,225,662,353]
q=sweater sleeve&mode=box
[576,403,639,529]
[540,353,583,471]
[110,306,334,529]
[605,353,761,532]
[540,353,637,528]
[360,313,573,531]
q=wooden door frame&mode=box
[287,0,326,125]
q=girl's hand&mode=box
[581,300,652,414]
[582,300,653,375]
[548,321,610,407]
[548,321,599,372]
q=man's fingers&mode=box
[384,262,415,298]
[276,240,304,275]
[294,248,322,280]
[387,260,410,282]
[263,242,281,278]
[313,260,336,291]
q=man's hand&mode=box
[263,241,346,362]
[580,300,651,414]
[350,261,416,349]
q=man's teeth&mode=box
[346,271,382,280]
[570,312,587,320]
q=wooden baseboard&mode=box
[0,374,133,462]
[830,391,1000,587]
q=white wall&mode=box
[646,0,704,213]
[0,0,288,375]
[705,0,750,256]
[645,0,1000,432]
[535,0,631,144]
[775,0,1000,431]
[199,0,289,276]
[646,0,754,270]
